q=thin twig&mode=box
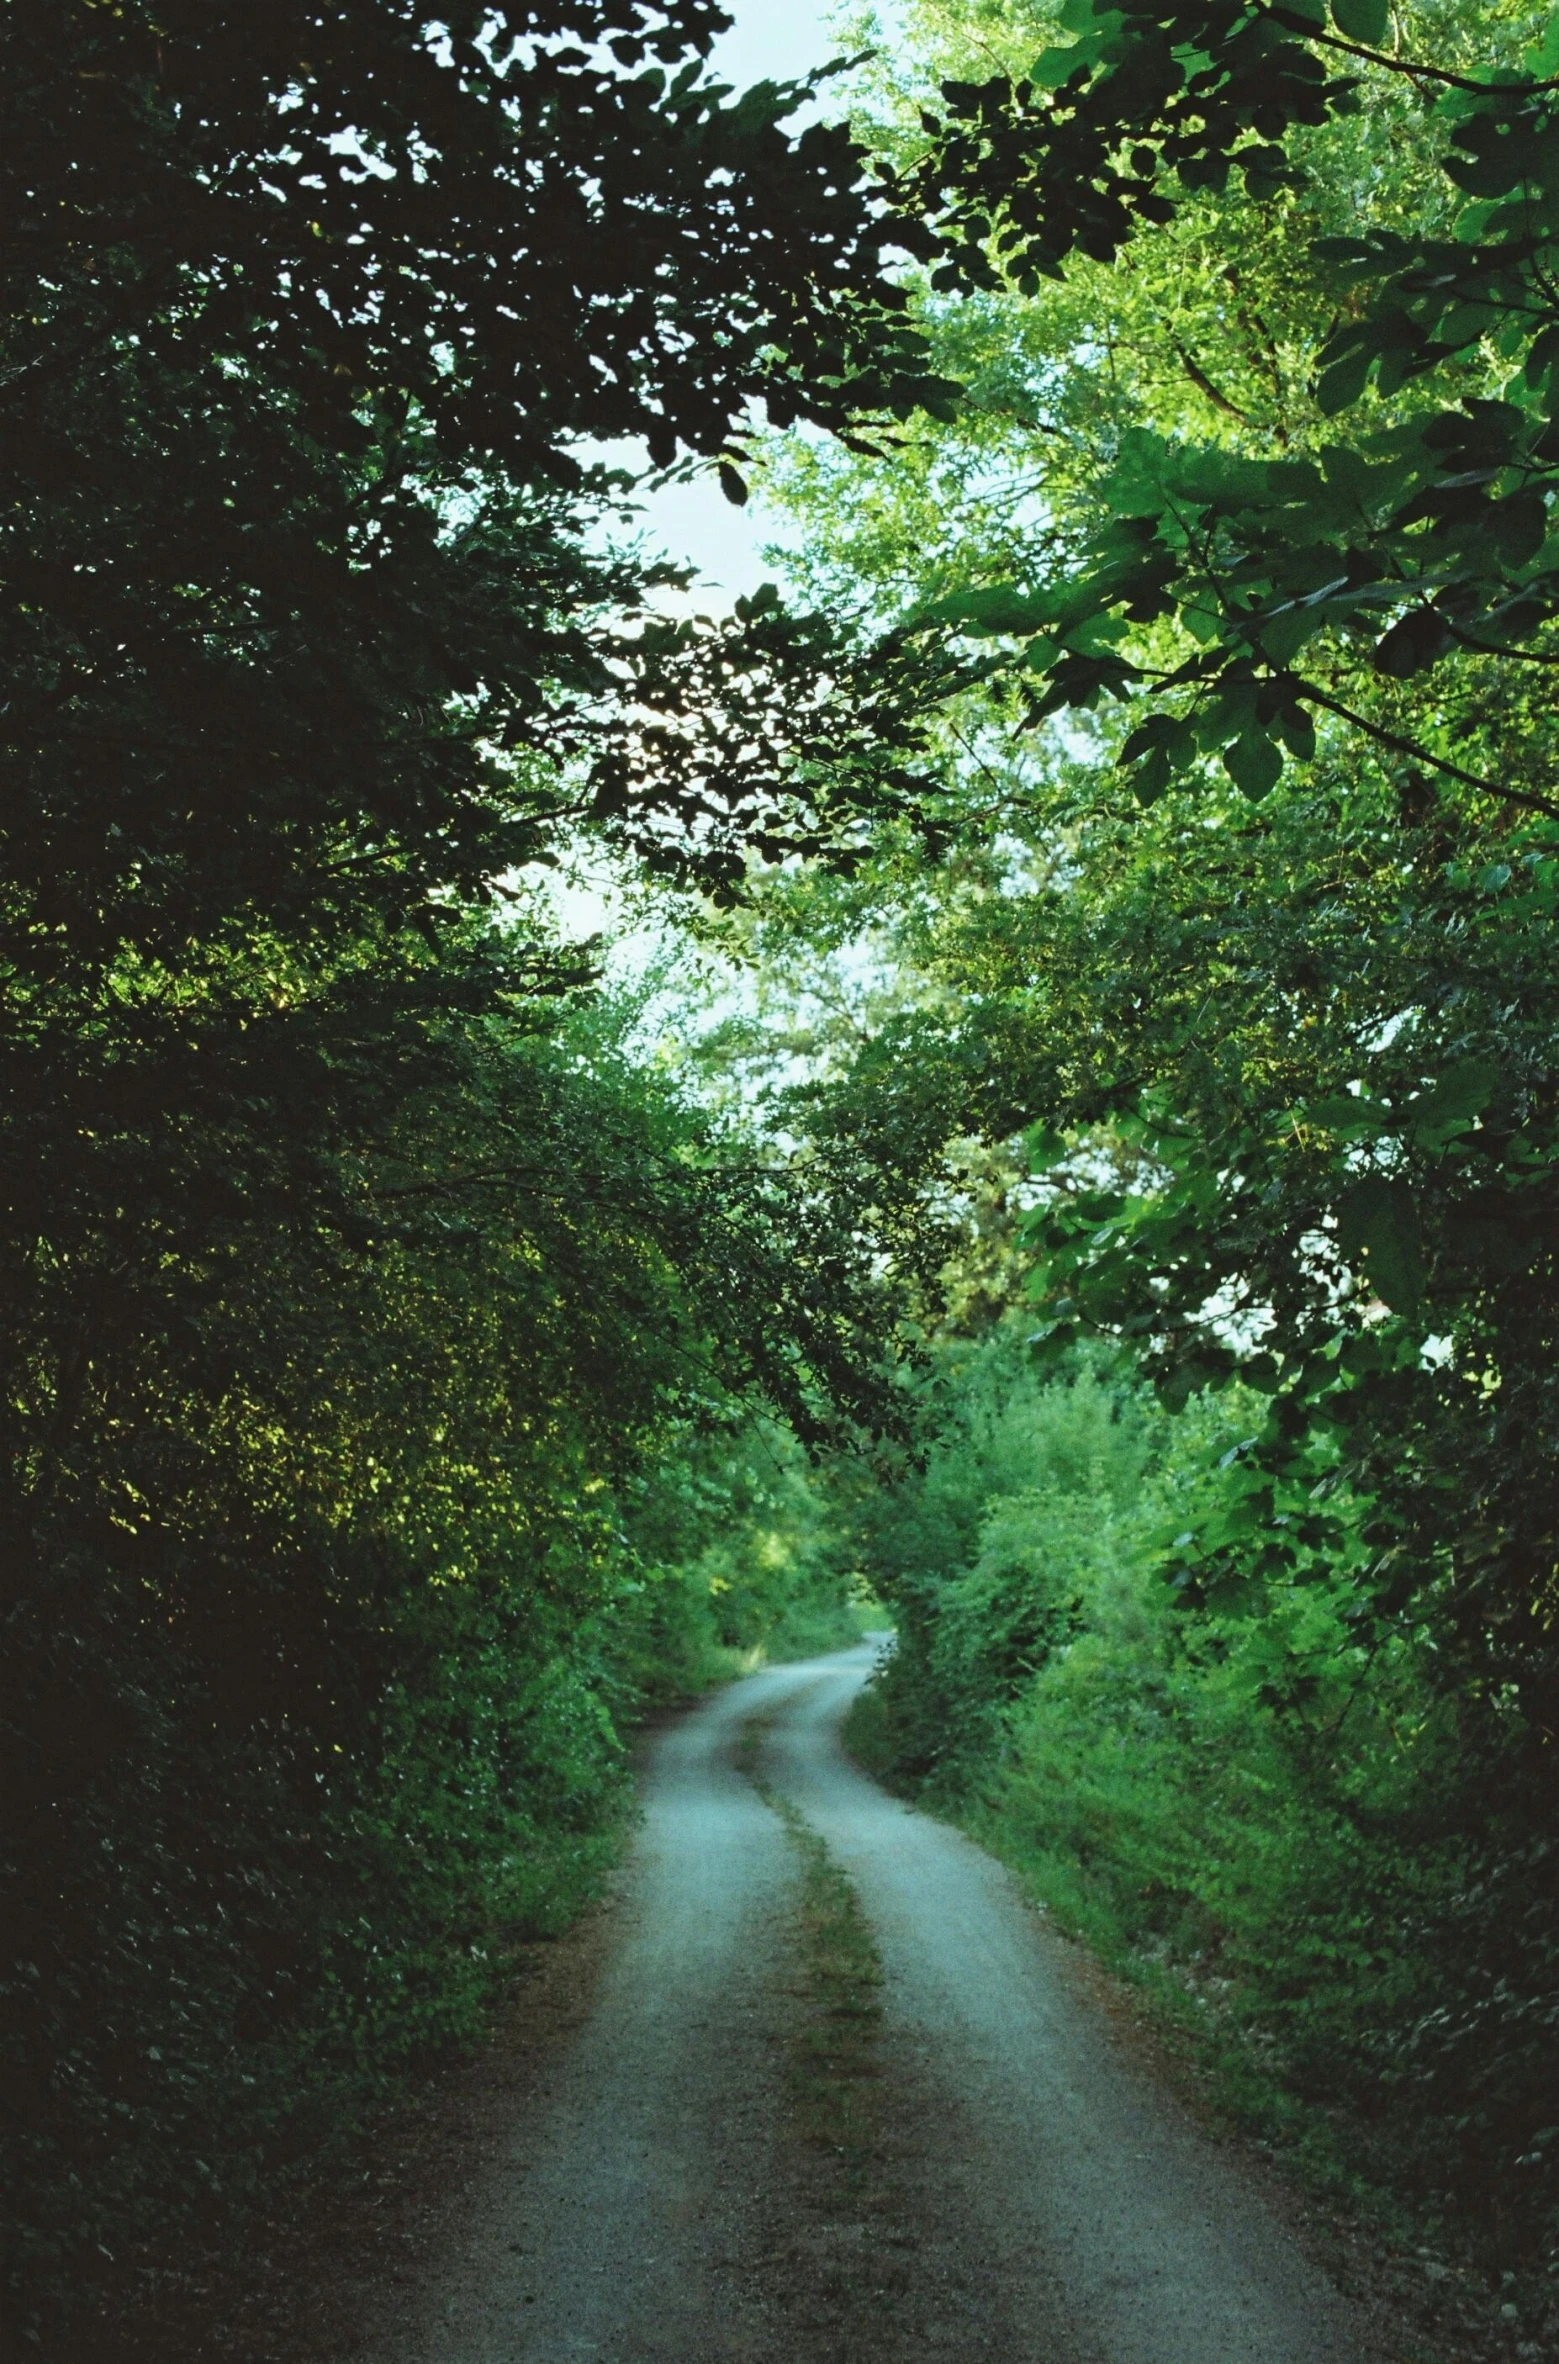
[1260,1,1555,95]
[1293,677,1559,820]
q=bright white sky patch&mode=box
[709,0,853,84]
[632,0,906,605]
[535,1,908,947]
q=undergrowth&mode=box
[6,1427,862,2355]
[844,1335,1559,2359]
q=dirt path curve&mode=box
[382,1645,1378,2364]
[760,1646,1372,2364]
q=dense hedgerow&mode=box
[849,1336,1559,2282]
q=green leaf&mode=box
[1373,608,1451,680]
[1275,703,1317,762]
[1158,1354,1226,1411]
[1025,1120,1068,1169]
[1058,611,1129,656]
[910,585,1054,635]
[1406,1057,1498,1145]
[1317,344,1373,413]
[1121,711,1194,800]
[1132,746,1173,803]
[1258,606,1326,666]
[1329,0,1388,43]
[1307,1094,1392,1138]
[1336,1177,1425,1314]
[1223,731,1283,798]
[1029,44,1092,87]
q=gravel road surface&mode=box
[384,1645,1377,2364]
[764,1647,1371,2364]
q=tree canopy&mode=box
[0,6,946,2328]
[737,0,1559,1720]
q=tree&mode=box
[743,0,1559,1710]
[0,0,961,963]
[0,5,950,2327]
[727,6,1559,2265]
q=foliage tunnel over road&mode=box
[10,0,1559,2343]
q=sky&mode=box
[629,0,875,605]
[709,0,854,83]
[547,0,892,944]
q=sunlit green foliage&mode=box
[848,1337,1556,2282]
[750,0,1559,2298]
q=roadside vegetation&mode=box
[753,0,1559,2321]
[0,4,909,2337]
[845,1343,1557,2333]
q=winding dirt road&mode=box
[381,1646,1381,2364]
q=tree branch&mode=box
[1260,2,1555,95]
[1293,677,1559,820]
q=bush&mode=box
[851,1333,1559,2281]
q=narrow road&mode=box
[764,1649,1369,2364]
[384,1646,1378,2364]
